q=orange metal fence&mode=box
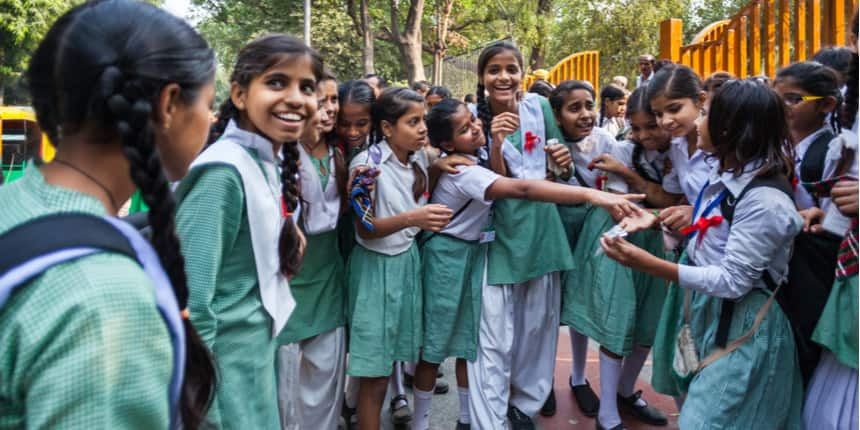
[523,51,600,94]
[660,0,857,79]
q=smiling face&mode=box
[232,54,318,144]
[480,50,523,107]
[649,94,703,138]
[556,88,597,141]
[336,101,372,150]
[440,104,485,154]
[628,110,671,151]
[382,101,427,158]
[318,79,339,134]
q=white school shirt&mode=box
[793,126,832,210]
[662,136,714,203]
[677,163,802,299]
[564,127,629,193]
[431,156,501,241]
[349,140,429,255]
[820,129,859,235]
[298,144,340,234]
[614,140,671,186]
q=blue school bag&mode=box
[0,213,186,428]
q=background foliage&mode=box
[4,0,747,103]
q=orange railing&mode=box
[660,0,857,79]
[524,51,600,94]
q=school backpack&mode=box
[799,130,836,194]
[718,174,839,387]
[0,213,185,427]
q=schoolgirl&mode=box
[598,84,628,140]
[0,1,215,428]
[603,79,805,429]
[773,62,843,215]
[803,36,859,429]
[551,83,669,429]
[346,87,452,430]
[425,85,452,108]
[275,71,348,430]
[174,34,321,429]
[336,80,375,162]
[469,41,578,429]
[414,98,642,430]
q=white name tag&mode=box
[479,230,496,244]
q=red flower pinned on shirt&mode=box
[681,215,724,245]
[791,174,799,191]
[524,131,540,153]
[595,173,608,191]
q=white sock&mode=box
[618,345,650,407]
[457,387,471,424]
[411,388,433,430]
[569,327,589,386]
[344,375,359,409]
[598,350,623,429]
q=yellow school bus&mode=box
[1,106,53,183]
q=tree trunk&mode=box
[389,0,426,84]
[360,0,374,74]
[431,0,454,84]
[529,0,552,70]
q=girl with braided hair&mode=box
[468,41,577,429]
[2,0,216,428]
[174,34,321,429]
[274,71,349,430]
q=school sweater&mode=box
[0,166,172,429]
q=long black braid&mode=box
[26,1,217,427]
[279,141,304,277]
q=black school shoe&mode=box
[507,406,535,430]
[617,390,668,426]
[455,421,470,430]
[540,390,557,416]
[570,379,600,417]
[595,419,628,430]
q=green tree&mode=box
[0,0,78,104]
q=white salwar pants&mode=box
[468,272,561,428]
[277,326,347,430]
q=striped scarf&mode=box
[802,175,859,279]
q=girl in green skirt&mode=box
[346,87,449,430]
[603,80,804,429]
[412,99,643,430]
[550,83,677,429]
[275,71,349,430]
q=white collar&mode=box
[222,119,278,163]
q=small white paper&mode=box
[595,224,628,256]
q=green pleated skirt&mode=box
[678,288,804,429]
[420,234,486,363]
[812,272,859,369]
[560,207,668,355]
[346,243,422,377]
[279,229,346,345]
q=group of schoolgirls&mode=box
[597,47,859,430]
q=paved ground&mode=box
[379,328,679,430]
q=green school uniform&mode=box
[346,243,422,377]
[812,272,859,369]
[420,234,486,363]
[175,162,281,430]
[279,229,346,344]
[487,96,573,285]
[0,166,172,429]
[561,207,668,355]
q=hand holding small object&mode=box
[658,205,693,232]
